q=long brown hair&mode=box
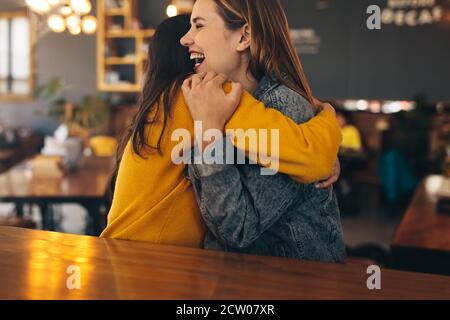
[108,15,194,205]
[213,0,316,110]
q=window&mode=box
[0,12,34,100]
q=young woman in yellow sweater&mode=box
[100,14,341,248]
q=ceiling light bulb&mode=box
[47,14,66,33]
[26,0,51,14]
[60,6,73,16]
[66,14,80,29]
[79,1,92,15]
[46,0,61,6]
[166,4,178,17]
[81,15,97,34]
[70,0,92,15]
[69,25,81,35]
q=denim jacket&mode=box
[187,75,346,263]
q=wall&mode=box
[0,1,98,135]
[1,0,449,134]
[0,33,98,135]
[283,0,450,101]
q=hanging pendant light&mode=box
[60,6,73,16]
[47,0,62,5]
[70,0,92,15]
[69,24,81,35]
[81,15,97,35]
[166,1,194,17]
[66,14,80,29]
[166,4,178,17]
[47,14,66,33]
[26,0,96,35]
[26,0,51,14]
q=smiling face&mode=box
[180,0,246,77]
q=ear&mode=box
[236,24,251,52]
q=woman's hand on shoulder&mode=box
[313,97,336,117]
[182,72,243,132]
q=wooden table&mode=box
[0,132,43,173]
[0,149,16,162]
[0,156,114,235]
[0,227,449,300]
[392,175,450,275]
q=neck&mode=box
[228,61,258,93]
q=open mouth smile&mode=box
[190,52,205,70]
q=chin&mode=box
[195,65,208,74]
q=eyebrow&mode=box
[191,17,206,23]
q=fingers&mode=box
[315,181,327,189]
[190,72,221,88]
[323,102,336,116]
[184,72,242,102]
[227,82,243,101]
[211,73,229,87]
[182,78,192,95]
[191,72,231,89]
[312,97,324,114]
[312,97,322,106]
[315,159,340,189]
[315,175,337,189]
[203,71,217,82]
[333,159,341,179]
[191,73,205,88]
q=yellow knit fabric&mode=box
[341,125,362,151]
[101,89,342,247]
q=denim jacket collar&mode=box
[253,73,290,99]
[253,74,279,100]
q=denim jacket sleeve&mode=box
[187,85,315,249]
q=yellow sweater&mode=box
[101,90,342,247]
[341,125,362,151]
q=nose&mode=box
[180,29,194,47]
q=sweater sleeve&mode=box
[225,90,342,183]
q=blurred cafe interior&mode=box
[0,0,449,300]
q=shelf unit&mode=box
[97,0,155,93]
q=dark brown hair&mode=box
[108,15,194,204]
